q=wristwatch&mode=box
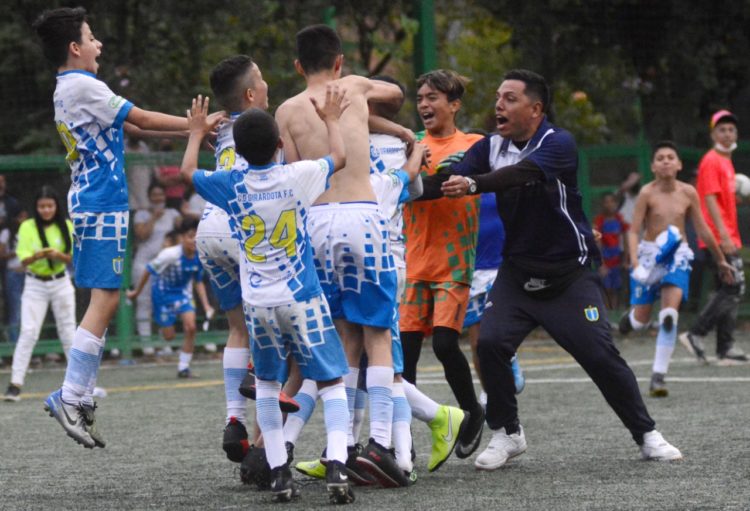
[464,177,477,194]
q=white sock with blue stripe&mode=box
[352,387,368,443]
[256,379,286,469]
[402,379,439,423]
[62,327,104,405]
[81,343,105,406]
[223,347,249,424]
[319,382,349,464]
[367,365,394,447]
[392,381,413,472]
[343,367,359,445]
[653,308,678,374]
[283,378,318,445]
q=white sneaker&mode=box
[474,426,527,470]
[92,387,108,399]
[640,430,682,461]
[204,343,218,353]
[142,346,156,356]
[157,345,174,357]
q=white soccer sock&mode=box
[178,351,193,372]
[402,379,439,423]
[367,365,394,447]
[319,382,349,465]
[81,343,105,406]
[62,327,104,405]
[223,347,249,424]
[283,378,318,445]
[653,308,678,374]
[629,309,648,331]
[343,367,359,446]
[352,387,368,443]
[392,381,413,472]
[256,379,286,469]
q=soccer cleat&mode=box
[326,460,355,504]
[3,384,21,402]
[455,405,485,459]
[474,426,527,471]
[44,389,96,449]
[355,438,410,488]
[177,368,198,379]
[240,445,272,489]
[511,355,525,395]
[427,405,467,472]
[679,332,708,365]
[237,364,256,398]
[640,430,683,461]
[270,464,300,503]
[80,402,106,448]
[239,377,300,413]
[618,311,633,335]
[404,469,418,486]
[649,373,668,398]
[294,458,327,479]
[717,347,749,366]
[222,417,250,462]
[344,444,376,486]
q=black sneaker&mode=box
[355,438,410,488]
[455,405,484,459]
[618,311,633,335]
[344,444,375,486]
[80,402,106,448]
[679,332,708,365]
[717,347,750,366]
[222,417,249,462]
[3,384,21,402]
[326,460,355,504]
[649,372,668,398]
[270,464,300,503]
[240,445,272,490]
[177,368,198,378]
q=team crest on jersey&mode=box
[108,95,125,109]
[112,257,124,275]
[584,305,599,322]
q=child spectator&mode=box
[594,192,629,309]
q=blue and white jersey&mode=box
[147,245,204,301]
[197,114,249,238]
[370,133,407,173]
[369,169,410,267]
[53,71,133,213]
[450,118,599,267]
[193,157,334,307]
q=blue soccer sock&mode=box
[283,378,318,445]
[223,347,249,424]
[392,381,413,472]
[256,379,286,469]
[320,382,349,465]
[367,365,394,447]
[62,327,104,405]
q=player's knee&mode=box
[432,327,459,361]
[658,307,678,333]
[162,329,176,341]
[183,323,197,336]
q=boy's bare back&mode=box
[639,180,699,240]
[276,75,398,204]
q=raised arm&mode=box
[180,95,224,184]
[310,85,350,172]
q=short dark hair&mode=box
[233,108,279,165]
[178,217,199,234]
[503,69,550,113]
[416,69,469,102]
[651,140,679,160]
[370,75,405,120]
[33,7,88,67]
[210,55,256,112]
[296,25,342,75]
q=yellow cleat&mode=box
[427,405,467,472]
[294,459,326,479]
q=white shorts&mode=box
[308,202,397,329]
[197,234,242,311]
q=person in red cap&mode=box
[679,110,749,365]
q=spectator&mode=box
[132,183,181,343]
[617,171,641,224]
[180,187,206,223]
[125,136,154,211]
[0,208,28,344]
[155,139,186,210]
[594,192,629,309]
[0,175,20,230]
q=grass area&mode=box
[1,332,749,510]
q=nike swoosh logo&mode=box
[60,401,80,427]
[442,409,454,442]
[523,281,550,292]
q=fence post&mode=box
[115,212,135,358]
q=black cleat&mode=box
[270,463,300,503]
[649,372,668,398]
[355,438,410,488]
[343,444,375,486]
[240,445,272,490]
[455,405,484,459]
[238,366,256,399]
[222,417,249,462]
[618,311,633,335]
[679,332,708,365]
[326,460,355,504]
[80,402,106,448]
[3,384,21,402]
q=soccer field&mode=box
[1,332,749,511]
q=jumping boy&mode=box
[182,90,355,504]
[620,141,733,397]
[34,7,220,448]
[127,219,214,378]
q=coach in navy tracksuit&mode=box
[421,69,682,470]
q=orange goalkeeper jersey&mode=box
[403,130,483,284]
